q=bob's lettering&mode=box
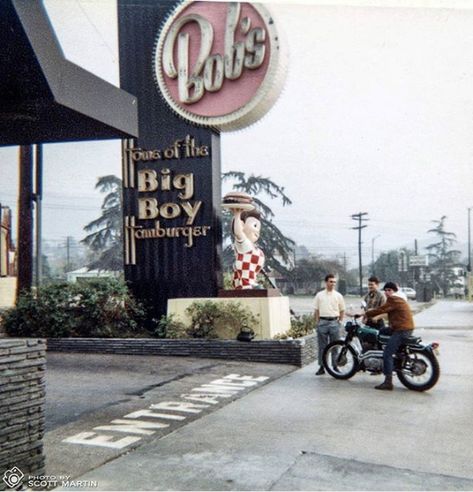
[162,3,266,104]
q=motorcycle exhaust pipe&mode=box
[358,350,384,360]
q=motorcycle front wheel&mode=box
[322,341,359,379]
[396,349,440,392]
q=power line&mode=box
[74,0,118,63]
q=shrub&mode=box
[185,300,259,339]
[274,314,316,340]
[223,272,234,290]
[152,314,188,339]
[2,279,146,338]
[185,301,222,338]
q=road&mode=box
[289,294,426,316]
[49,299,473,491]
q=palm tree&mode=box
[222,171,295,275]
[82,175,123,271]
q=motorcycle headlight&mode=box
[344,321,355,333]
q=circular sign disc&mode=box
[154,1,287,131]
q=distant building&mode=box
[0,206,15,277]
[66,268,120,283]
[448,266,466,298]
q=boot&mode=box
[375,375,393,390]
[315,366,325,376]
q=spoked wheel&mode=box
[322,341,359,379]
[396,350,440,392]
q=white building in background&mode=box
[449,266,466,298]
[66,267,119,283]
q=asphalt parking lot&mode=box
[44,352,296,480]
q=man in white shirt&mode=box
[394,283,408,301]
[314,274,346,375]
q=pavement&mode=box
[413,299,473,329]
[40,300,473,491]
[43,357,295,483]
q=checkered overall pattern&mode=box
[232,247,265,289]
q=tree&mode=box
[82,175,123,271]
[426,216,461,295]
[373,250,402,284]
[32,254,52,282]
[221,171,295,274]
[372,248,415,285]
[290,256,345,293]
[83,172,295,275]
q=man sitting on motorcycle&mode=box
[363,281,415,391]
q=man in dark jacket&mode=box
[364,282,415,390]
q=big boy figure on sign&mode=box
[154,1,287,131]
[223,192,265,289]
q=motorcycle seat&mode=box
[404,336,422,345]
[378,334,421,345]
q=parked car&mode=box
[399,287,416,300]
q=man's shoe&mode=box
[375,375,393,390]
[315,366,325,376]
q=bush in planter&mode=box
[2,279,146,338]
[274,314,316,340]
[184,300,259,339]
[152,314,188,339]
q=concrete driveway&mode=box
[55,300,473,491]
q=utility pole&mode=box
[17,145,34,299]
[351,212,369,297]
[34,144,43,287]
[65,236,71,274]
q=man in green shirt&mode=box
[364,276,386,329]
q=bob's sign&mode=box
[154,1,286,131]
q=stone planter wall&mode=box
[0,339,46,491]
[47,335,317,367]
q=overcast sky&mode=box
[1,0,473,267]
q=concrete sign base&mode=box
[167,297,291,339]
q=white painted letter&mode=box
[63,432,141,449]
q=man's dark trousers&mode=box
[383,329,413,375]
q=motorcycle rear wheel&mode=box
[396,350,440,392]
[322,341,359,379]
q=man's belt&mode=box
[319,317,338,321]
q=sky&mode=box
[1,0,473,268]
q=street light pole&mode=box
[468,207,471,273]
[371,234,381,275]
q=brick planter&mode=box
[0,339,46,491]
[47,335,317,367]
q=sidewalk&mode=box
[414,300,473,329]
[57,302,473,491]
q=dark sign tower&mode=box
[118,0,223,320]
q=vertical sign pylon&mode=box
[118,0,223,321]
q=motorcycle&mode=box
[322,314,440,391]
